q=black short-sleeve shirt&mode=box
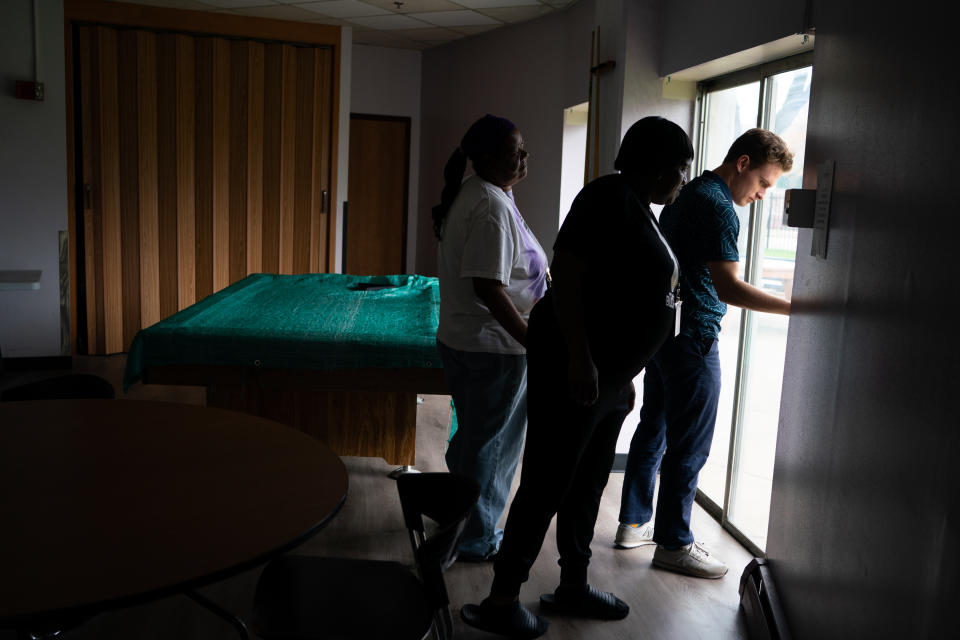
[550,173,678,384]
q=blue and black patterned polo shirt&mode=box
[659,170,740,341]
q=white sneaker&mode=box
[652,541,728,579]
[614,522,655,549]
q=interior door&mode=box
[345,114,409,275]
[74,24,335,354]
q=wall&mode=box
[658,0,807,76]
[558,106,587,227]
[620,0,695,177]
[589,0,626,181]
[607,0,698,455]
[350,43,421,274]
[0,0,68,358]
[417,0,596,275]
[334,27,351,274]
[416,0,713,276]
[763,0,960,635]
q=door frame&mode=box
[693,51,813,558]
[63,0,342,354]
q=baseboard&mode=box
[611,453,627,472]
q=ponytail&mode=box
[433,114,517,239]
[432,147,468,239]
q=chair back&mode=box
[252,472,479,640]
[0,374,115,402]
[396,473,479,610]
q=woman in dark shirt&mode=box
[461,116,694,638]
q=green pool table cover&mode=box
[123,273,442,391]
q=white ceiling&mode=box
[108,0,579,49]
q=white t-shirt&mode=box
[437,175,548,354]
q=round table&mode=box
[0,399,348,627]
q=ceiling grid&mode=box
[108,0,578,49]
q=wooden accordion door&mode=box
[75,25,335,354]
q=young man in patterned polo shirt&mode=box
[615,129,794,578]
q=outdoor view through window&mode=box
[697,62,812,553]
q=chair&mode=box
[1,370,115,639]
[0,373,115,402]
[252,472,480,640]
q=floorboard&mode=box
[1,356,751,639]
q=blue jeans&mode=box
[619,333,721,548]
[438,341,527,559]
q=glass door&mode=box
[695,81,759,508]
[694,54,812,555]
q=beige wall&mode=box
[416,0,698,275]
[350,44,421,274]
[0,0,68,357]
[657,0,807,75]
[416,0,596,275]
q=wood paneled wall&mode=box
[75,24,335,354]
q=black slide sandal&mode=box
[461,601,549,639]
[539,585,630,620]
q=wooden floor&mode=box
[2,356,751,640]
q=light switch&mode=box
[15,80,45,101]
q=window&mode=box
[694,53,812,555]
[559,102,589,225]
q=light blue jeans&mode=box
[438,340,527,559]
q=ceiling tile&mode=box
[394,26,460,41]
[477,4,551,22]
[108,0,578,50]
[296,0,391,18]
[448,23,499,35]
[133,0,240,9]
[349,13,431,28]
[192,0,276,8]
[454,0,541,8]
[352,29,425,48]
[407,9,500,26]
[232,3,328,19]
[362,0,463,12]
[300,14,349,24]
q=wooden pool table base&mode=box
[143,365,447,466]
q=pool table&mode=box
[124,273,446,466]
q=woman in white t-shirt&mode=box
[433,114,548,561]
